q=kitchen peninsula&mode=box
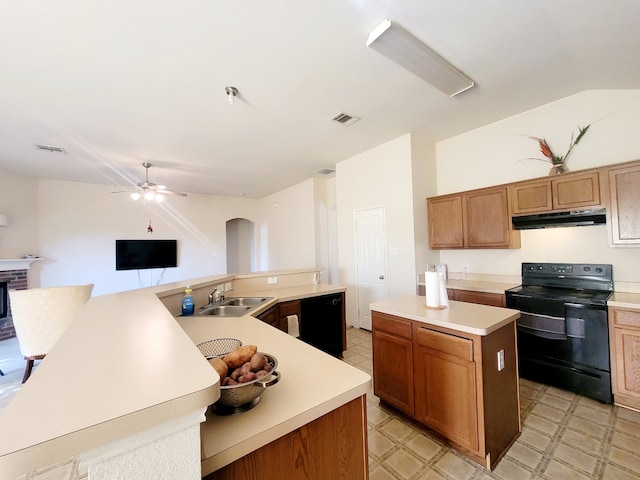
[0,270,371,480]
[370,296,521,470]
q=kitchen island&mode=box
[0,271,370,480]
[370,295,521,470]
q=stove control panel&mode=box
[524,263,609,277]
[521,263,613,291]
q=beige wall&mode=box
[256,179,318,272]
[435,89,640,286]
[0,172,42,286]
[336,134,420,327]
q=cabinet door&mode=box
[610,307,640,409]
[612,328,640,409]
[608,163,640,245]
[427,194,464,249]
[452,289,505,307]
[552,171,601,210]
[256,305,280,329]
[464,187,515,248]
[413,326,478,451]
[278,300,300,334]
[510,180,552,215]
[372,330,414,415]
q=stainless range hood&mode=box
[512,208,606,230]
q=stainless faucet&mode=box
[208,287,221,305]
[208,286,234,305]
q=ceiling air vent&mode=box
[331,112,360,126]
[35,144,67,154]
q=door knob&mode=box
[379,275,385,280]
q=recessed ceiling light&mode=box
[314,167,335,176]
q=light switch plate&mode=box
[267,276,278,285]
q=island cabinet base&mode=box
[372,310,521,470]
[203,395,369,480]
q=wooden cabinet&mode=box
[607,162,640,245]
[372,312,414,415]
[413,325,478,451]
[427,194,464,248]
[278,300,300,334]
[371,311,521,469]
[449,289,506,307]
[427,186,520,249]
[609,306,640,410]
[204,396,368,480]
[510,171,602,215]
[256,305,285,332]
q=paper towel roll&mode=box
[425,271,441,307]
[287,315,300,338]
[439,272,449,308]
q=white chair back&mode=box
[9,284,94,358]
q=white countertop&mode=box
[608,291,640,309]
[177,299,370,475]
[370,295,520,336]
[0,274,369,479]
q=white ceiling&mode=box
[1,1,639,198]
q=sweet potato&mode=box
[208,357,228,379]
[223,345,258,369]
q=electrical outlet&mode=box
[497,349,505,371]
[267,276,278,285]
[463,263,469,273]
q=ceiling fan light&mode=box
[130,192,141,201]
[144,191,155,201]
[155,194,165,202]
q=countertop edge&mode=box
[371,297,520,336]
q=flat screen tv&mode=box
[115,239,178,271]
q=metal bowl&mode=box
[214,352,280,412]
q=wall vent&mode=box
[331,112,360,126]
[35,144,66,154]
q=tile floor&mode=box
[1,329,639,480]
[342,326,640,480]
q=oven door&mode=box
[507,293,610,371]
[506,291,612,403]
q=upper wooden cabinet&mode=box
[427,193,464,248]
[607,162,640,245]
[510,171,602,215]
[428,186,520,249]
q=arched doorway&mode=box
[226,218,255,273]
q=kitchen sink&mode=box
[197,305,252,316]
[222,297,272,307]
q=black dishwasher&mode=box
[300,293,344,358]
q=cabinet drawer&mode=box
[415,326,473,361]
[279,300,300,317]
[611,307,640,329]
[372,312,412,340]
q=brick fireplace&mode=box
[0,259,36,341]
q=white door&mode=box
[355,206,388,331]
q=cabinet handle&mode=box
[379,275,385,280]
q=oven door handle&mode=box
[565,302,586,308]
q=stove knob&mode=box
[584,266,591,272]
[595,267,603,273]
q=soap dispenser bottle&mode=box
[181,285,195,316]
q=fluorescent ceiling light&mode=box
[367,18,474,97]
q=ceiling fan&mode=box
[115,162,187,202]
